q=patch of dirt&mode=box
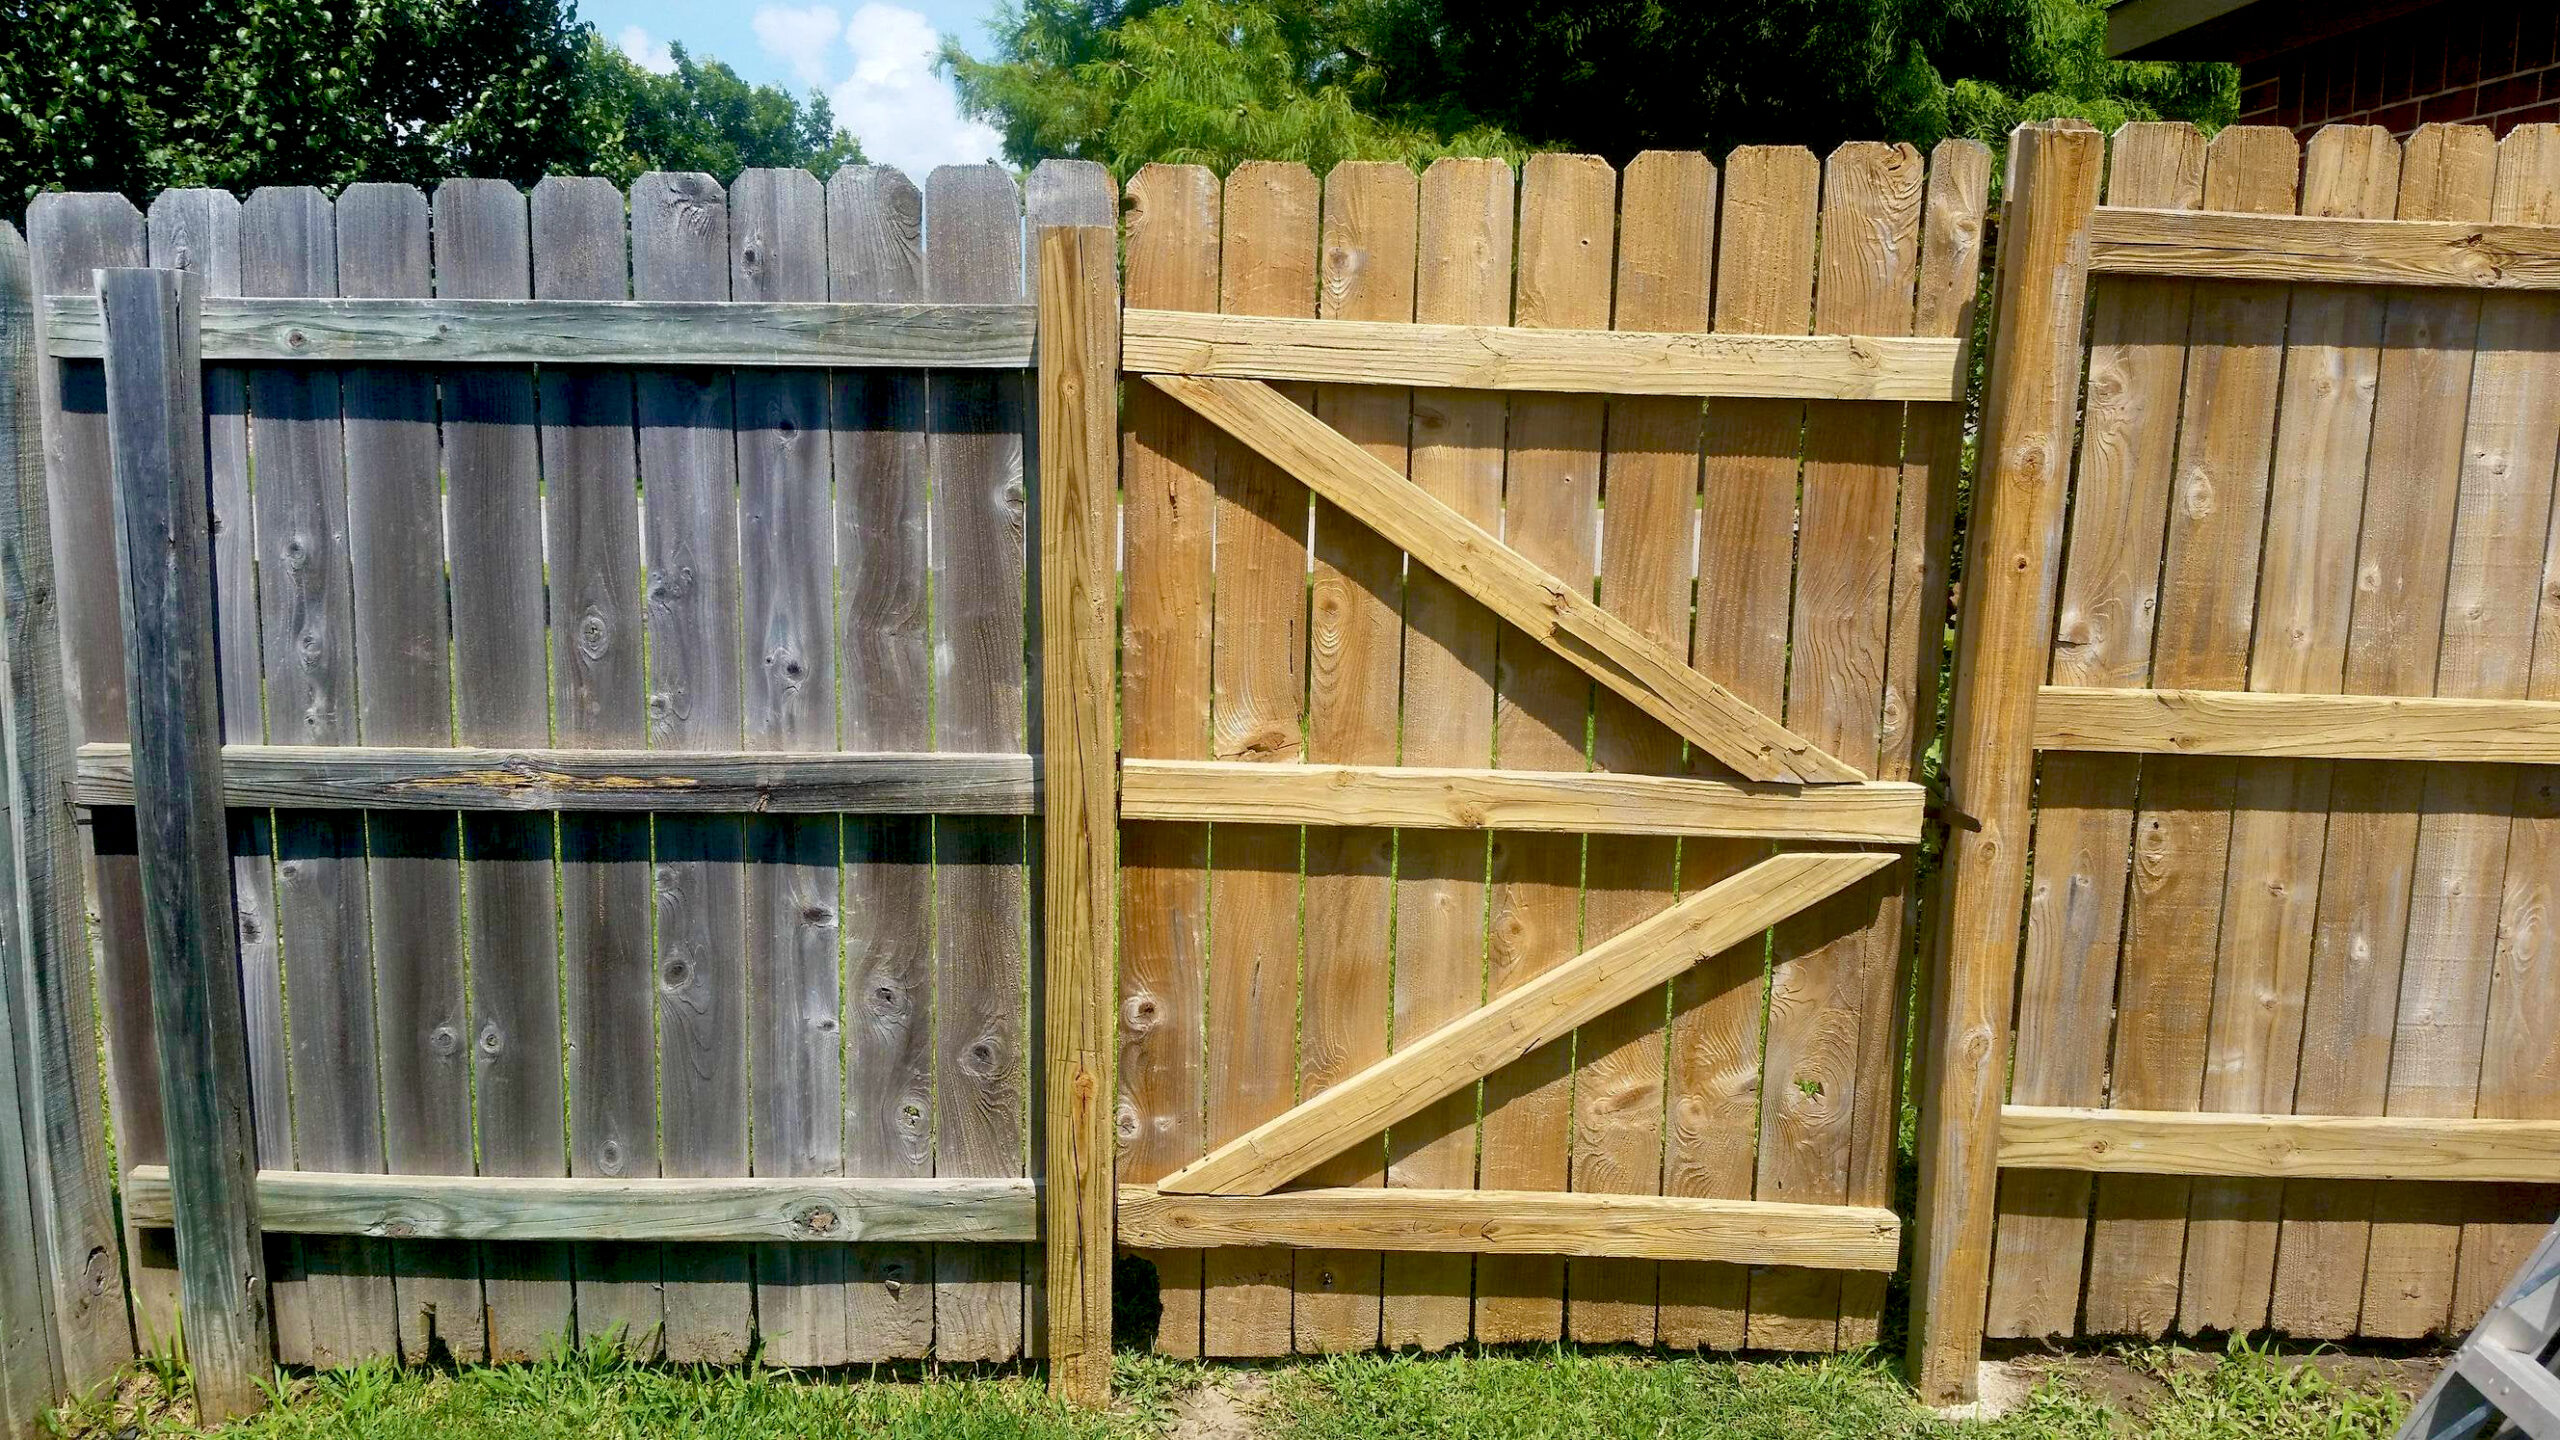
[1984,1342,2447,1416]
[1164,1369,1272,1440]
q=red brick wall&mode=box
[2238,0,2560,139]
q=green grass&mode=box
[45,1337,2409,1440]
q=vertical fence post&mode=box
[3,221,132,1415]
[97,267,266,1420]
[1908,123,2103,1407]
[1037,223,1121,1407]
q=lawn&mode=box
[44,1337,2417,1439]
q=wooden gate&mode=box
[1112,145,1990,1354]
[1911,120,2560,1404]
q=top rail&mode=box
[41,294,1038,367]
[1123,308,1966,401]
[2091,205,2560,289]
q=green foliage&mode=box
[0,1,864,226]
[576,35,865,188]
[946,0,1526,177]
[949,0,2239,174]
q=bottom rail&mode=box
[122,1167,1037,1244]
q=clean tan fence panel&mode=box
[1978,121,2560,1351]
[1121,145,1985,1356]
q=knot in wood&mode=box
[796,1203,842,1236]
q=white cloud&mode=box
[617,24,675,75]
[826,3,1005,178]
[752,5,845,91]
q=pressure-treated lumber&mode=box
[1122,308,1964,401]
[120,1168,1037,1243]
[76,742,1037,813]
[1117,1186,1903,1271]
[1145,372,1860,785]
[1119,759,1923,841]
[1036,221,1118,1407]
[1156,850,1895,1197]
[97,267,266,1422]
[1999,1107,2560,1183]
[2032,686,2560,762]
[1907,122,2104,1406]
[42,294,1035,366]
[2090,205,2560,287]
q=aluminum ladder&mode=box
[2401,1220,2560,1438]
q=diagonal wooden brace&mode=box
[1156,849,1898,1196]
[1145,373,1864,785]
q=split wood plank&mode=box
[40,293,1035,366]
[1750,140,1924,1353]
[2001,1107,2560,1182]
[732,166,842,1369]
[1200,159,1316,1358]
[2081,124,2297,1340]
[1475,151,1612,1346]
[30,192,170,1346]
[143,190,291,1355]
[1850,138,1990,1350]
[1905,121,2104,1407]
[2033,688,2560,761]
[2182,124,2398,1338]
[2467,121,2560,1349]
[1573,148,1713,1347]
[97,265,267,1422]
[76,743,1037,813]
[246,184,399,1366]
[2353,124,2501,1342]
[1121,309,1963,401]
[121,1169,1038,1244]
[1118,760,1922,841]
[1158,851,1897,1199]
[534,175,665,1351]
[927,164,1031,1362]
[2088,205,2560,287]
[1661,145,1817,1350]
[1118,1187,1901,1271]
[1037,216,1120,1404]
[1294,159,1414,1353]
[1146,373,1862,788]
[434,177,575,1360]
[632,169,752,1364]
[338,182,481,1364]
[831,163,937,1360]
[1115,161,1221,1358]
[1382,156,1511,1352]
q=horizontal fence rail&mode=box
[42,295,1039,367]
[2031,686,2560,762]
[1997,1109,2560,1184]
[1121,308,1966,400]
[2089,204,2560,287]
[75,742,1040,813]
[121,1168,1038,1243]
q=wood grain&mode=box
[2002,1108,2560,1182]
[2089,204,2560,287]
[1120,1187,1901,1271]
[1121,308,1962,400]
[41,293,1035,366]
[1160,853,1897,1199]
[2034,688,2560,761]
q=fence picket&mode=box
[829,164,938,1359]
[433,178,575,1360]
[534,175,664,1352]
[1118,162,1221,1358]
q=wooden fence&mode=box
[9,119,2560,1427]
[1912,119,2560,1403]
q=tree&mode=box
[0,1,864,225]
[578,36,865,187]
[948,0,2236,174]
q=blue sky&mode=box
[581,1,1013,175]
